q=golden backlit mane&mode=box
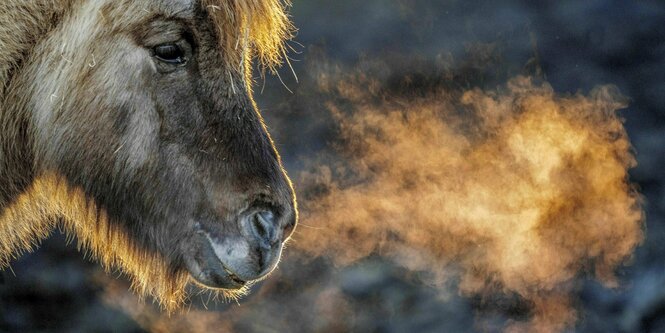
[202,0,295,73]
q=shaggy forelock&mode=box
[201,0,295,73]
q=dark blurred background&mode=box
[2,1,664,332]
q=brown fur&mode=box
[0,0,294,311]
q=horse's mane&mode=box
[0,2,68,99]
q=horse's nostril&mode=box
[251,210,277,248]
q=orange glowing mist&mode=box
[294,74,644,332]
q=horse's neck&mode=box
[0,0,72,99]
[0,0,73,211]
[0,96,36,212]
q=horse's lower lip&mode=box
[190,272,246,290]
[220,263,246,285]
[187,229,248,290]
[188,257,247,290]
[192,269,246,290]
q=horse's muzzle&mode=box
[185,203,295,290]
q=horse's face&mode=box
[25,0,296,292]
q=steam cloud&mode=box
[293,71,643,332]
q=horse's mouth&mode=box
[192,260,247,290]
[184,229,249,290]
[221,265,246,285]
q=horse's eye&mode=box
[153,44,186,65]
